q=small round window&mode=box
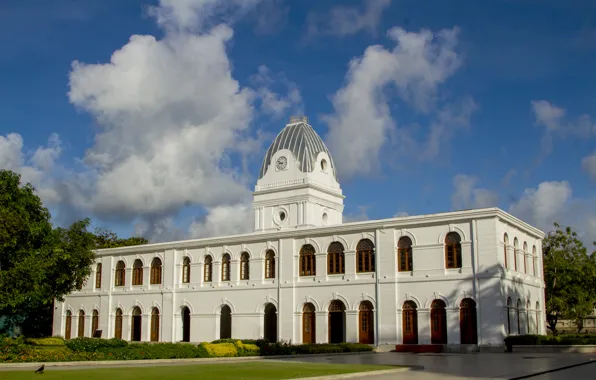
[321,159,328,171]
[322,213,328,222]
[279,211,286,221]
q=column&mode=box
[418,310,431,344]
[447,308,460,344]
[315,252,327,282]
[315,311,328,343]
[345,310,358,343]
[344,250,356,281]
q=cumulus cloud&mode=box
[324,26,464,178]
[531,100,596,155]
[582,152,596,181]
[306,0,391,38]
[250,65,303,119]
[451,174,499,210]
[188,203,253,238]
[0,133,62,203]
[508,181,596,247]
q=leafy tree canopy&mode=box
[543,222,596,334]
[94,227,149,249]
[0,169,148,335]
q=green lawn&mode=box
[3,362,396,380]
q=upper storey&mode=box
[258,116,338,183]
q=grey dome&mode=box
[259,118,337,180]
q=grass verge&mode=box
[2,361,396,380]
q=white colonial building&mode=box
[53,116,546,350]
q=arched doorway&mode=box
[131,307,142,342]
[65,311,72,340]
[430,299,447,344]
[358,301,374,344]
[302,303,316,344]
[460,299,477,344]
[92,310,99,336]
[150,308,160,342]
[182,307,191,342]
[402,301,418,344]
[220,305,232,339]
[328,300,345,343]
[115,309,123,339]
[264,303,277,342]
[78,310,85,338]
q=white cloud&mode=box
[306,0,391,38]
[343,206,370,223]
[251,65,303,119]
[531,100,596,155]
[0,132,62,203]
[582,152,596,181]
[508,181,596,247]
[324,26,463,178]
[451,174,499,210]
[188,203,253,238]
[394,211,409,217]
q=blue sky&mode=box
[1,0,595,246]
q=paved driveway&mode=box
[274,352,596,379]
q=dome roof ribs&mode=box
[259,117,337,180]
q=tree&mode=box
[0,170,97,334]
[543,222,596,334]
[94,227,149,249]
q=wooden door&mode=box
[358,301,374,344]
[182,307,191,342]
[65,313,72,340]
[402,302,418,344]
[430,300,447,344]
[115,310,123,339]
[302,303,316,344]
[220,305,232,339]
[78,311,85,337]
[150,309,159,342]
[460,299,477,344]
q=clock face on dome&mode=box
[276,156,287,170]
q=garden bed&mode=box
[504,334,596,353]
[0,337,373,363]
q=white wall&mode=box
[53,209,545,348]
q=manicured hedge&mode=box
[1,336,373,363]
[505,334,596,350]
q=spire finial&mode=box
[289,115,308,124]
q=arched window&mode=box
[445,232,462,269]
[402,301,418,344]
[265,250,275,279]
[327,242,345,274]
[430,300,447,344]
[299,244,316,276]
[115,261,125,287]
[535,301,541,334]
[151,308,160,342]
[356,239,375,273]
[132,259,143,285]
[114,308,123,339]
[182,257,191,283]
[526,300,531,334]
[78,310,85,338]
[523,242,528,274]
[516,299,522,334]
[460,299,477,344]
[221,254,231,281]
[532,245,537,277]
[302,303,316,344]
[503,233,509,269]
[150,258,162,284]
[506,297,512,334]
[397,236,413,272]
[92,310,99,336]
[513,238,519,271]
[95,263,102,289]
[204,256,213,282]
[65,311,72,340]
[240,252,250,280]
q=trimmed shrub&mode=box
[65,337,128,352]
[233,340,259,356]
[505,334,596,348]
[200,342,237,357]
[25,337,65,346]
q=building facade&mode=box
[53,117,546,349]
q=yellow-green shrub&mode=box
[199,342,237,357]
[233,340,259,356]
[25,337,65,346]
